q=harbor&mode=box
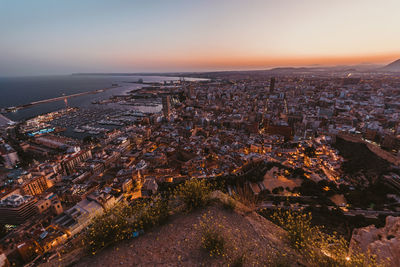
[1,85,119,114]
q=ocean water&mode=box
[0,75,187,121]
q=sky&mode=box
[0,0,399,76]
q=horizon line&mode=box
[1,59,397,78]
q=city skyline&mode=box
[1,0,400,76]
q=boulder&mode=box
[349,216,400,266]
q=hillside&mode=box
[42,192,300,266]
[381,59,400,72]
[38,184,389,267]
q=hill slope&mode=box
[76,200,298,266]
[382,59,400,71]
[42,193,300,267]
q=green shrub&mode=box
[84,202,133,253]
[133,198,169,231]
[196,213,226,258]
[174,179,212,211]
[85,197,169,254]
[264,209,384,267]
[268,209,315,249]
[201,226,225,257]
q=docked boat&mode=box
[73,128,85,133]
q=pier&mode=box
[1,85,119,113]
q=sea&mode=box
[0,75,198,121]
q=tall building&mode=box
[0,195,37,224]
[269,77,275,93]
[162,95,171,120]
[189,86,195,99]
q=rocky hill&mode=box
[41,192,300,267]
[350,216,400,266]
[39,188,397,267]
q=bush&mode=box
[201,228,225,257]
[132,198,170,231]
[85,197,169,254]
[174,179,212,211]
[84,202,133,253]
[268,209,315,249]
[198,214,226,257]
[233,185,258,211]
[264,209,384,267]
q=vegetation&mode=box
[268,209,314,249]
[232,185,258,211]
[304,205,385,239]
[194,208,297,266]
[173,179,212,211]
[84,197,169,254]
[200,226,226,257]
[83,179,386,265]
[85,179,214,254]
[262,209,384,267]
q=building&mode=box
[142,177,158,196]
[0,195,37,224]
[51,199,64,215]
[21,175,50,196]
[61,149,92,175]
[0,144,19,169]
[270,77,276,93]
[35,199,51,214]
[36,226,68,253]
[53,198,103,236]
[162,95,171,120]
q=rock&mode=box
[349,216,400,266]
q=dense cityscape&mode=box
[0,67,399,265]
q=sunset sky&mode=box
[1,0,399,76]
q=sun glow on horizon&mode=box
[0,0,399,75]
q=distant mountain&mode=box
[73,63,388,79]
[381,59,400,72]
